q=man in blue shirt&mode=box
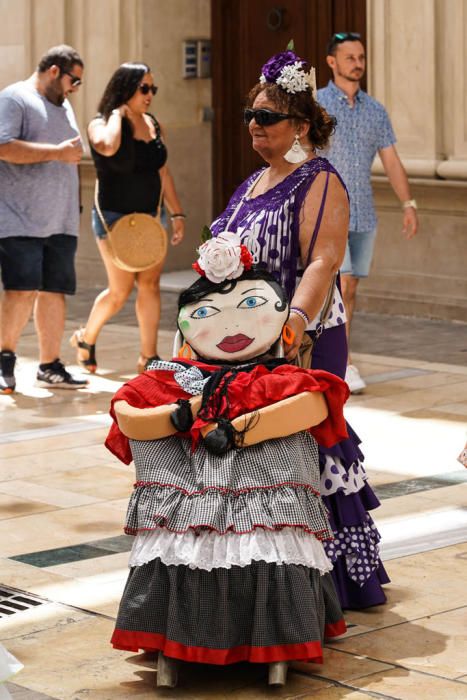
[317,33,418,393]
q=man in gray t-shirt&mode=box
[0,44,88,392]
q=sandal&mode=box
[137,354,161,374]
[70,329,97,373]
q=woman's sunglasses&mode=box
[139,83,158,96]
[243,108,295,127]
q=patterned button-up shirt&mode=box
[317,80,396,231]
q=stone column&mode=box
[367,0,441,177]
[361,0,467,321]
[436,0,467,180]
[0,0,33,87]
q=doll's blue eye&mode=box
[237,295,267,309]
[190,305,220,319]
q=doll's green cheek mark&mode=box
[179,319,190,332]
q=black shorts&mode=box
[0,234,77,294]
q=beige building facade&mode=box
[0,0,465,321]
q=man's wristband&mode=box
[170,213,186,220]
[402,199,417,210]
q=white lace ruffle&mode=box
[320,455,367,496]
[129,528,333,573]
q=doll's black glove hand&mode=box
[203,420,235,455]
[170,399,194,432]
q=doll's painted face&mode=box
[178,278,289,362]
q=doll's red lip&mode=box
[216,334,254,353]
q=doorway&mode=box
[211,0,366,214]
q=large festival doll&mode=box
[106,233,350,688]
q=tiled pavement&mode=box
[1,274,466,699]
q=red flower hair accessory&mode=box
[240,245,253,270]
[193,232,254,283]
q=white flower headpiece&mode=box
[192,232,253,284]
[259,49,317,98]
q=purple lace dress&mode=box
[211,157,389,609]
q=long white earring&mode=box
[284,134,308,164]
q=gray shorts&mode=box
[340,229,377,278]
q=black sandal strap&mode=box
[77,338,97,367]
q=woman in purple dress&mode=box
[210,49,389,609]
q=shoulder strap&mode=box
[147,112,161,138]
[94,180,110,235]
[305,170,330,268]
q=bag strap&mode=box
[305,170,330,268]
[94,167,166,233]
[94,180,110,236]
[311,273,337,344]
[320,273,337,324]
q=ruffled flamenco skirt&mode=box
[311,325,390,609]
[111,432,347,665]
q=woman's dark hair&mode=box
[97,62,151,119]
[247,83,335,150]
[178,268,288,313]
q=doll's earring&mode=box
[284,134,308,164]
[282,324,295,344]
[178,342,192,359]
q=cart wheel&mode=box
[157,652,178,688]
[268,661,288,686]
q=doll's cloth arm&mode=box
[114,395,202,440]
[105,369,196,462]
[200,391,328,446]
[192,364,349,449]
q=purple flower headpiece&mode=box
[260,50,316,97]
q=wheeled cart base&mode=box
[155,655,289,688]
[268,661,288,686]
[156,653,178,688]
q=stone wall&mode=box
[365,0,467,321]
[359,178,467,321]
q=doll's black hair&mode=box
[178,267,288,313]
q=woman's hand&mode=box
[115,104,131,119]
[170,217,185,246]
[88,104,130,157]
[284,313,306,361]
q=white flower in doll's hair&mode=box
[197,232,246,284]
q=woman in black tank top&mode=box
[70,62,185,373]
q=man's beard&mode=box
[336,66,364,83]
[44,78,65,106]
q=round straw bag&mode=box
[94,181,168,272]
[106,212,167,272]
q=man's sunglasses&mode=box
[243,108,295,127]
[62,71,82,87]
[139,83,158,96]
[332,32,361,43]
